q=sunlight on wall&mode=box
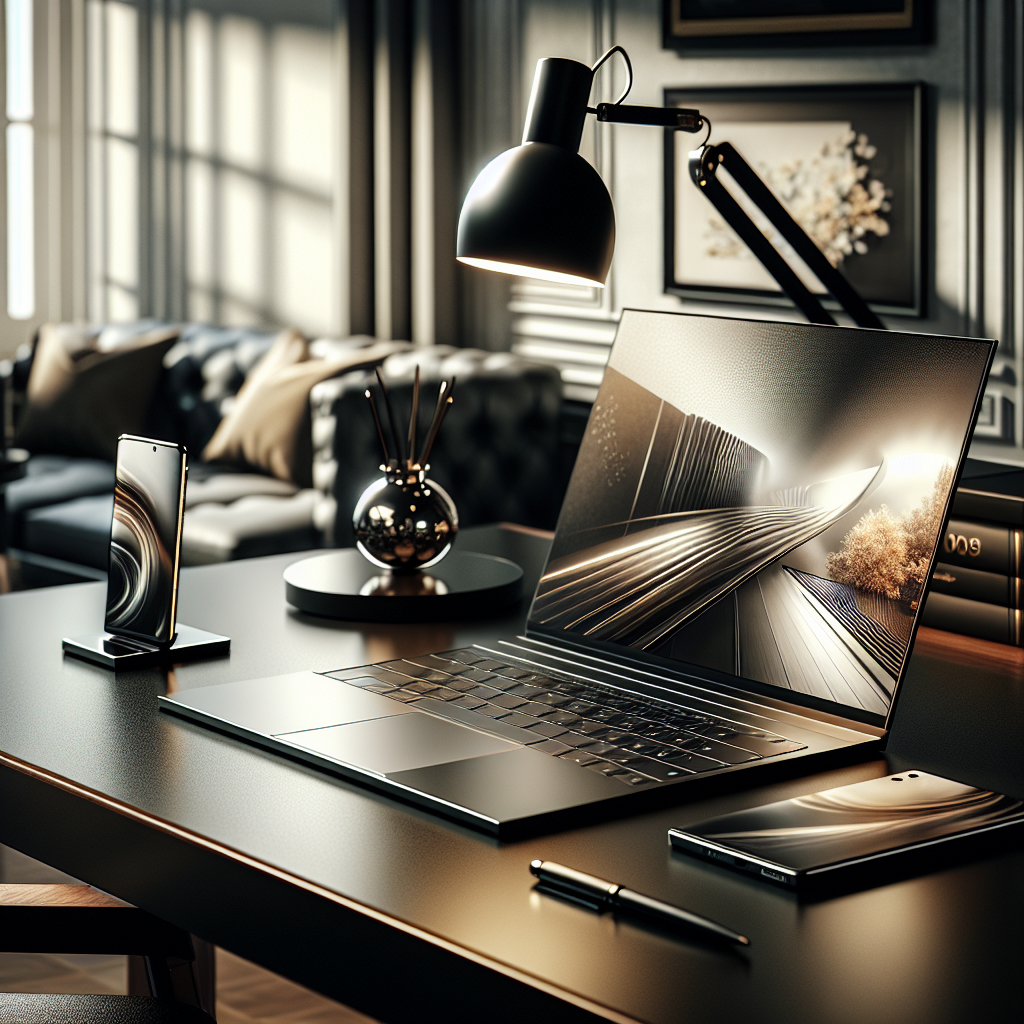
[186,9,212,157]
[182,6,336,335]
[185,9,214,322]
[88,0,139,320]
[83,1,337,335]
[272,27,333,195]
[221,16,262,171]
[186,160,213,321]
[274,192,333,328]
[5,0,35,321]
[105,2,137,136]
[106,138,139,319]
[221,169,263,319]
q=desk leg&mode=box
[126,956,148,998]
[192,937,217,1018]
[128,936,216,1019]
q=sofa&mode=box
[1,321,563,581]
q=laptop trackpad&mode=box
[167,671,416,735]
[279,713,518,775]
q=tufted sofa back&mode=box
[152,325,282,455]
[311,347,563,546]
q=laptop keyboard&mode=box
[325,649,806,787]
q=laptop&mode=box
[159,311,995,838]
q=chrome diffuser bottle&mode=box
[352,369,458,572]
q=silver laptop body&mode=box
[160,311,994,837]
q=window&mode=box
[87,0,140,321]
[183,6,336,332]
[6,0,34,321]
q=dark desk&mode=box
[2,526,1021,1024]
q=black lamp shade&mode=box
[457,57,615,288]
[457,142,615,287]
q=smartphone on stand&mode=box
[105,435,188,647]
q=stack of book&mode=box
[921,458,1024,646]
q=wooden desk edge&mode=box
[913,626,1024,675]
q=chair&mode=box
[0,883,216,1024]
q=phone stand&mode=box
[62,624,230,670]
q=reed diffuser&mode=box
[352,368,459,572]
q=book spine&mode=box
[930,562,1021,608]
[941,520,1022,576]
[921,593,1023,647]
[951,488,1024,528]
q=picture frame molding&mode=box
[662,0,933,51]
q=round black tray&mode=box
[283,549,524,622]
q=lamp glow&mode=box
[456,257,605,288]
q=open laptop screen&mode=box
[529,311,994,723]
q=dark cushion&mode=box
[22,494,114,571]
[0,993,215,1024]
[3,457,115,549]
[14,323,179,461]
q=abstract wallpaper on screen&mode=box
[530,312,992,716]
[105,441,183,644]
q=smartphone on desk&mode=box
[105,435,188,647]
[669,771,1024,889]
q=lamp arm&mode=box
[688,148,838,326]
[594,102,703,131]
[704,144,886,330]
[588,103,882,328]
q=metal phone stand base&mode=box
[284,549,523,622]
[62,624,230,670]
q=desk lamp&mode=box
[457,47,884,330]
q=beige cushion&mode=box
[202,330,406,486]
[14,322,179,461]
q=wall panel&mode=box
[508,0,1024,461]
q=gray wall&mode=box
[506,0,1024,463]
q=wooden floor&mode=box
[0,845,377,1024]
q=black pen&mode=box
[530,860,750,947]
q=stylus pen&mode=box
[530,860,750,947]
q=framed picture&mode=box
[664,83,924,317]
[663,1,933,50]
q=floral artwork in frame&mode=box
[664,84,923,316]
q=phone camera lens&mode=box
[153,446,157,451]
[892,777,903,781]
[908,773,918,778]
